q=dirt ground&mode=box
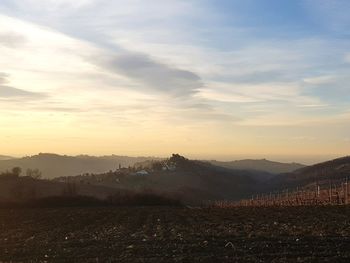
[0,206,350,262]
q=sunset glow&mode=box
[0,1,349,162]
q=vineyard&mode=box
[214,178,350,207]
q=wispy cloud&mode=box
[0,31,26,48]
[0,85,46,99]
[0,72,8,84]
[345,53,350,63]
[0,0,349,157]
[92,51,202,97]
[303,75,336,85]
[0,73,46,100]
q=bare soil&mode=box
[0,206,350,262]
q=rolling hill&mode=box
[210,159,305,174]
[0,154,272,204]
[54,154,272,203]
[0,155,14,161]
[1,153,349,204]
[268,156,350,189]
[0,153,161,179]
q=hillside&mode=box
[0,155,14,161]
[55,154,271,203]
[0,175,118,202]
[210,159,305,174]
[1,154,349,204]
[0,153,160,179]
[268,156,350,189]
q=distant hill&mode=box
[268,156,350,189]
[0,154,272,204]
[0,155,14,161]
[210,159,305,174]
[56,154,272,203]
[0,153,161,179]
[3,154,349,205]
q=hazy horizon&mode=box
[1,151,346,165]
[0,1,349,161]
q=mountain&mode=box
[210,159,305,175]
[55,154,271,203]
[0,155,14,161]
[0,153,161,179]
[268,156,350,189]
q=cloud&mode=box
[303,75,335,85]
[0,31,27,48]
[301,72,350,105]
[93,51,202,97]
[345,53,350,63]
[0,72,9,84]
[0,73,46,100]
[0,85,46,99]
[224,70,293,84]
[197,82,304,103]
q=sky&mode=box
[0,0,349,163]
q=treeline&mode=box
[0,167,182,208]
[0,167,42,179]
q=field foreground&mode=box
[0,206,350,262]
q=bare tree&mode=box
[26,168,42,180]
[62,182,78,196]
[12,167,22,177]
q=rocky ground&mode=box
[0,206,350,262]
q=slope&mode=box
[0,153,160,179]
[210,159,305,175]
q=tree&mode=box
[12,167,22,177]
[62,182,78,196]
[152,161,163,171]
[26,168,42,179]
